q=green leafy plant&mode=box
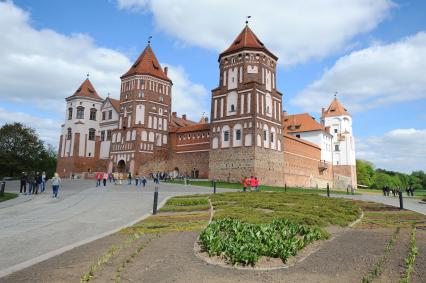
[361,227,400,283]
[400,227,418,283]
[199,218,327,265]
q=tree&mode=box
[372,172,392,189]
[412,171,426,190]
[356,160,375,187]
[0,123,56,178]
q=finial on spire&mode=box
[107,92,110,98]
[245,15,251,25]
[334,91,338,98]
[86,73,90,79]
[148,35,152,45]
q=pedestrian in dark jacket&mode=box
[34,172,42,194]
[20,172,27,194]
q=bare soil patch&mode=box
[1,233,127,283]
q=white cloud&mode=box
[0,107,61,146]
[0,1,131,108]
[117,0,393,65]
[163,64,210,121]
[292,32,426,113]
[356,129,426,173]
[0,2,211,146]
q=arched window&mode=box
[88,128,96,141]
[224,131,229,141]
[226,91,238,115]
[67,128,72,140]
[76,106,84,119]
[236,129,241,140]
[89,108,97,121]
[68,108,73,120]
[221,125,230,148]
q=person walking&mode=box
[113,172,118,185]
[249,176,256,192]
[242,177,248,192]
[28,172,34,194]
[135,174,139,186]
[142,177,147,188]
[254,177,260,192]
[95,172,102,187]
[20,172,27,194]
[128,172,132,185]
[34,172,41,194]
[41,171,46,193]
[51,173,61,198]
[103,172,108,187]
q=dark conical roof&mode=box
[121,44,171,82]
[69,78,102,101]
[220,25,277,60]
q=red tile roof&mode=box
[322,97,351,118]
[176,123,210,133]
[220,26,277,60]
[283,113,325,133]
[68,78,103,101]
[169,114,197,129]
[109,98,120,113]
[121,44,171,82]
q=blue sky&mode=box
[0,0,425,173]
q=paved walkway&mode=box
[0,180,224,278]
[330,193,426,215]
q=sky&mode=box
[0,0,425,173]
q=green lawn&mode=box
[0,192,18,202]
[210,192,361,227]
[165,179,357,195]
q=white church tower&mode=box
[321,96,357,188]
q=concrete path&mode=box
[330,193,426,215]
[0,180,225,278]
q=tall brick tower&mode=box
[108,43,172,175]
[209,24,284,185]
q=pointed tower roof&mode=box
[219,25,277,60]
[322,97,351,118]
[67,78,103,101]
[121,44,171,82]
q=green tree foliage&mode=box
[356,160,375,186]
[0,123,57,178]
[357,160,425,190]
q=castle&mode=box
[56,25,357,189]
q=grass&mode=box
[400,227,418,283]
[210,192,361,227]
[354,201,426,229]
[165,179,357,195]
[0,192,18,202]
[361,227,400,283]
[158,197,210,212]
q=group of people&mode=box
[20,171,47,195]
[382,185,415,197]
[242,176,260,192]
[95,172,149,187]
[20,171,62,198]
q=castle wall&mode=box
[333,165,357,189]
[282,135,333,189]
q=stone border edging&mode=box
[0,196,172,279]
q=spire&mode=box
[322,96,351,118]
[121,43,171,82]
[68,78,102,101]
[219,24,277,60]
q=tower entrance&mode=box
[117,160,126,173]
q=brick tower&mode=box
[209,24,284,185]
[108,43,172,175]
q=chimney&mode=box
[282,110,287,117]
[321,108,325,114]
[182,114,187,120]
[172,112,177,117]
[164,67,168,76]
